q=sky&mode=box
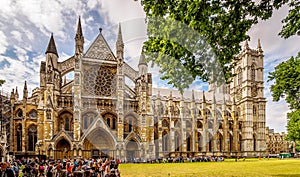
[0,0,299,133]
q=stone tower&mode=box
[230,39,266,157]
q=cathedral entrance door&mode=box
[126,140,139,162]
[83,128,115,159]
[55,138,71,159]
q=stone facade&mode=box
[7,18,267,160]
[265,127,296,155]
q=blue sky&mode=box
[0,0,299,133]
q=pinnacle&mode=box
[139,51,147,66]
[45,33,58,57]
[76,16,83,36]
[117,23,123,45]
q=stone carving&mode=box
[84,35,116,61]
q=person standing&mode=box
[0,162,15,177]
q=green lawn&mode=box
[119,159,300,177]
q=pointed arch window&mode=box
[251,64,256,81]
[186,133,191,152]
[198,132,202,152]
[253,105,257,116]
[238,68,243,85]
[65,117,70,131]
[28,125,37,151]
[175,131,180,152]
[162,131,169,152]
[17,124,22,151]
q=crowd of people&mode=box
[0,158,121,177]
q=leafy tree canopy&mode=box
[268,52,300,110]
[279,0,300,38]
[286,109,300,141]
[141,0,288,91]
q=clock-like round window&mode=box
[84,66,116,96]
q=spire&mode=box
[116,23,124,61]
[45,33,58,57]
[116,23,123,46]
[23,81,28,99]
[244,40,249,51]
[257,38,263,54]
[10,88,15,100]
[15,86,19,101]
[76,16,83,36]
[202,90,206,103]
[75,16,84,54]
[139,51,148,66]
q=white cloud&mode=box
[0,31,8,54]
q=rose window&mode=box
[84,66,116,96]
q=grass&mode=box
[118,158,300,177]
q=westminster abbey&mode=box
[1,17,267,160]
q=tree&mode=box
[140,0,288,91]
[267,0,300,143]
[0,80,4,87]
[268,52,300,110]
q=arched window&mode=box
[162,131,169,152]
[29,110,37,119]
[65,117,70,131]
[238,68,243,85]
[186,133,191,152]
[107,118,111,127]
[175,132,180,152]
[251,64,255,81]
[83,112,96,130]
[208,133,213,152]
[208,121,213,129]
[197,132,202,152]
[17,124,22,151]
[253,106,257,116]
[218,133,223,152]
[162,119,169,128]
[28,125,37,151]
[17,109,23,118]
[129,120,133,132]
[174,120,181,128]
[186,121,192,129]
[197,121,203,129]
[103,112,117,130]
[59,111,73,131]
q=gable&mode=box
[84,33,116,61]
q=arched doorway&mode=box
[126,140,139,162]
[83,128,115,159]
[55,138,71,159]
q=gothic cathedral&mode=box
[8,18,266,160]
